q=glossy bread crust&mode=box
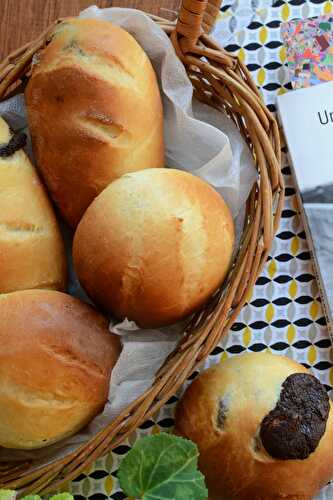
[0,290,120,449]
[25,18,164,227]
[73,168,235,328]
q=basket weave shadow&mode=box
[0,0,283,495]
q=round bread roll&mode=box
[25,18,164,227]
[0,116,66,293]
[73,168,235,328]
[175,352,333,500]
[0,290,120,449]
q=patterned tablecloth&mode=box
[66,1,333,498]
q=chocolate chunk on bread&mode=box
[260,373,330,460]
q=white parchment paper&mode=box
[0,6,256,466]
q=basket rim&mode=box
[0,11,284,497]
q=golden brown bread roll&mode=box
[0,116,66,293]
[73,168,235,328]
[0,290,120,449]
[175,352,333,500]
[25,17,164,227]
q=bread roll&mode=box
[175,352,333,500]
[0,116,66,293]
[73,168,234,328]
[25,18,164,227]
[0,290,120,449]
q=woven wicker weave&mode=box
[0,0,283,495]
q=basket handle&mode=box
[176,0,222,49]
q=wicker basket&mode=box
[0,0,283,495]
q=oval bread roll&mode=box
[73,168,235,328]
[0,290,120,449]
[0,116,66,293]
[175,353,333,500]
[25,18,164,227]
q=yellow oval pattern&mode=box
[152,425,161,435]
[289,280,297,299]
[243,327,252,347]
[291,237,299,255]
[330,368,333,387]
[105,452,113,472]
[324,1,332,13]
[246,288,253,303]
[277,87,287,96]
[310,300,319,320]
[259,26,268,45]
[220,351,229,364]
[279,46,287,64]
[265,303,274,323]
[287,324,296,344]
[104,476,114,496]
[257,67,266,87]
[238,48,245,63]
[268,259,277,278]
[282,3,290,21]
[308,345,317,365]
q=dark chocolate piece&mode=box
[0,132,27,157]
[260,373,330,460]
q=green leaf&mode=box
[0,490,16,500]
[118,433,208,500]
[21,496,41,500]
